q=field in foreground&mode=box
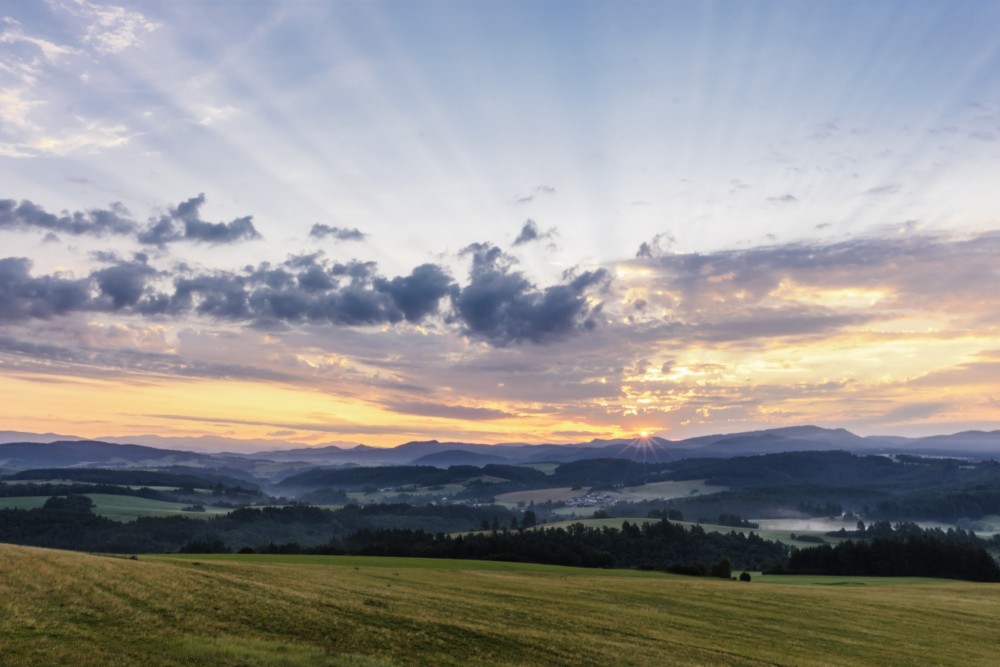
[3,545,1000,666]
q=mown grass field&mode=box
[3,544,1000,666]
[618,479,726,500]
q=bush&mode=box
[710,557,732,579]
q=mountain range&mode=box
[1,426,998,480]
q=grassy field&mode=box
[618,479,726,500]
[0,494,231,521]
[495,486,581,504]
[3,545,1000,666]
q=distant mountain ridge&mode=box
[1,426,998,476]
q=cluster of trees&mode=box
[276,459,676,503]
[5,467,258,491]
[0,468,264,507]
[2,493,998,583]
[276,464,549,493]
[254,519,790,573]
[700,514,759,529]
[869,492,1000,522]
[0,497,519,553]
[776,536,1000,582]
[767,521,1000,582]
[633,452,1000,523]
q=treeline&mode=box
[0,496,519,553]
[2,495,998,582]
[330,520,788,572]
[0,480,260,506]
[869,491,1000,522]
[662,451,1000,490]
[0,482,171,500]
[277,459,672,498]
[657,452,1000,523]
[276,464,548,492]
[5,467,259,491]
[775,536,1000,582]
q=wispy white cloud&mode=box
[0,2,158,157]
[52,0,160,54]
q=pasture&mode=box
[0,493,230,521]
[3,544,999,666]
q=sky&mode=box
[1,0,999,448]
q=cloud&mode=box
[636,232,676,259]
[0,332,299,384]
[373,264,455,322]
[137,194,262,246]
[143,412,437,437]
[0,198,136,236]
[309,223,366,242]
[0,257,91,322]
[92,258,158,310]
[452,243,609,345]
[514,185,557,204]
[621,230,1000,358]
[768,194,798,203]
[512,219,556,246]
[864,184,902,197]
[877,402,949,423]
[0,7,153,158]
[161,257,455,328]
[382,400,513,420]
[54,0,160,54]
[1,194,260,246]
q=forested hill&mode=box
[662,451,1000,490]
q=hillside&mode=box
[2,545,999,666]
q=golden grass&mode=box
[2,544,1000,666]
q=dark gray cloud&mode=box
[0,258,92,322]
[0,250,457,333]
[171,273,252,320]
[512,219,556,246]
[309,224,366,241]
[1,194,261,247]
[137,194,261,246]
[162,258,454,328]
[373,264,455,322]
[0,198,135,236]
[452,243,609,345]
[92,258,159,310]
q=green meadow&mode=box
[0,493,231,521]
[3,544,1000,666]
